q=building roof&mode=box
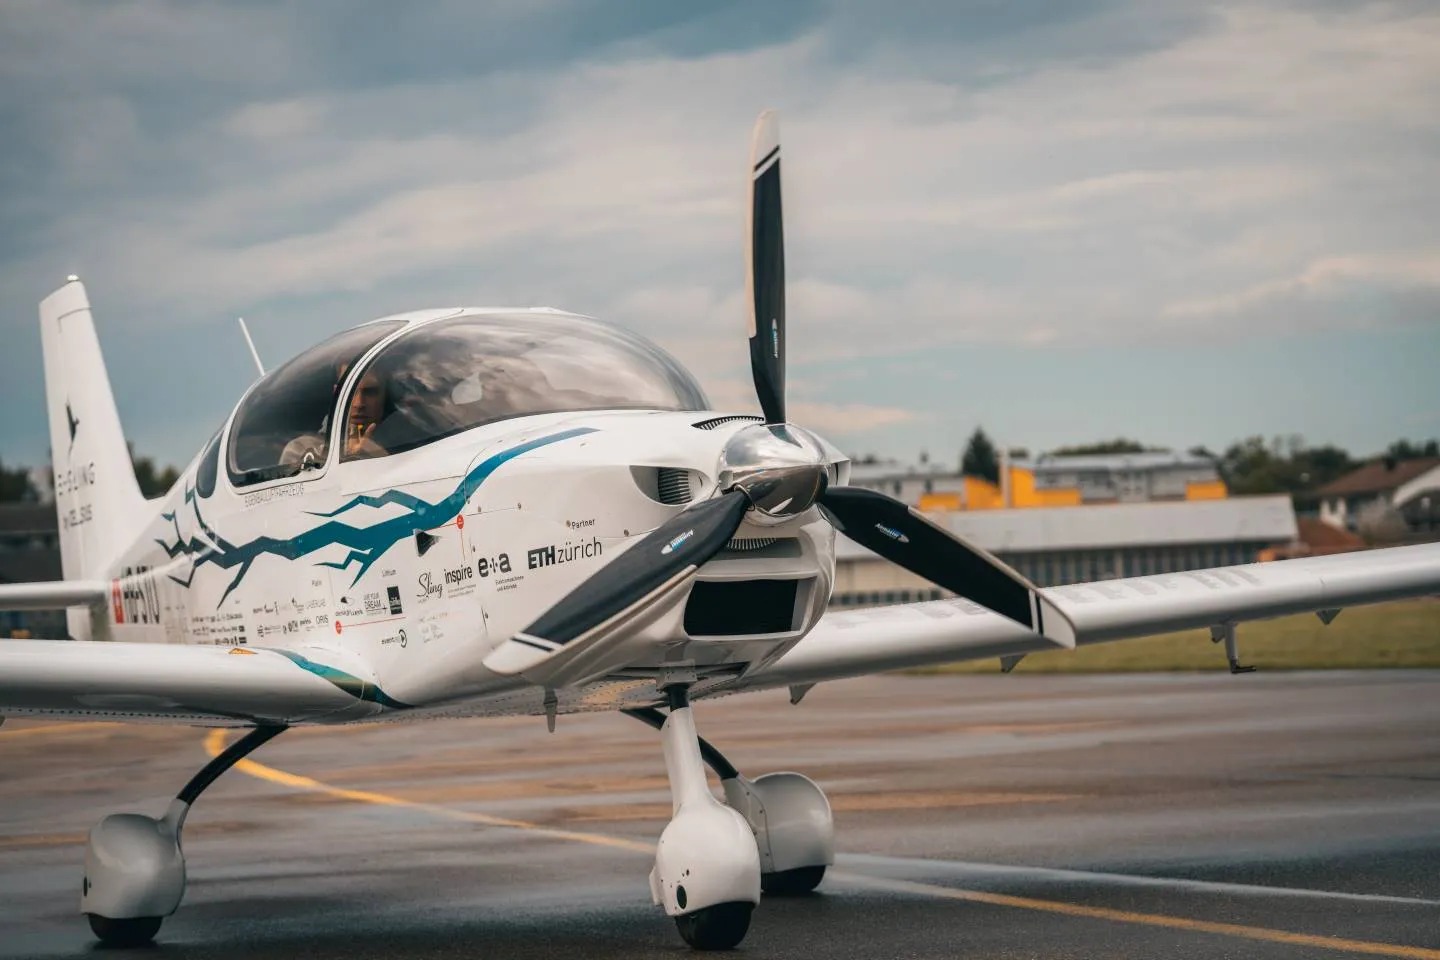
[835,494,1297,560]
[1313,458,1440,498]
[0,547,62,583]
[1295,517,1366,552]
[0,503,57,535]
[1020,451,1214,473]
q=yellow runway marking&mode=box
[203,730,650,854]
[0,722,118,740]
[209,730,1440,958]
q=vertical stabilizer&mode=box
[39,280,145,608]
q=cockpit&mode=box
[227,311,708,487]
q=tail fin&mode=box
[39,279,145,589]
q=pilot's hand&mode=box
[346,422,379,457]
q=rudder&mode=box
[39,279,146,599]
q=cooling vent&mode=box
[656,467,693,505]
[692,414,764,431]
[726,537,778,551]
[717,538,803,559]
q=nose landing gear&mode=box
[629,692,835,949]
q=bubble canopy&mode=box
[338,311,708,462]
[228,311,709,485]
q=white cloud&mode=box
[2,0,1439,466]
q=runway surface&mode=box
[3,670,1439,958]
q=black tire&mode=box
[87,914,162,947]
[674,900,753,950]
[761,864,826,896]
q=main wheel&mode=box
[674,900,753,950]
[87,914,162,947]
[762,864,826,896]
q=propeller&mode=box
[747,109,785,425]
[484,492,751,678]
[495,110,1074,681]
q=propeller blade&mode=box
[747,108,786,425]
[488,491,752,677]
[818,486,1076,648]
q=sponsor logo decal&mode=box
[565,518,595,530]
[416,570,443,602]
[661,530,695,556]
[381,628,408,648]
[874,524,910,544]
[528,537,603,570]
[363,591,386,615]
[386,585,403,615]
[441,564,478,597]
[476,553,511,577]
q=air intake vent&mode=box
[693,414,764,431]
[656,468,693,505]
[726,537,777,551]
[684,579,800,636]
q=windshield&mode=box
[340,312,707,460]
[227,321,404,486]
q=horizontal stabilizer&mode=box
[0,580,109,611]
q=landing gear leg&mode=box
[1211,622,1256,674]
[81,724,286,946]
[644,687,760,950]
[626,702,834,901]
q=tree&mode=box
[0,458,36,502]
[1049,438,1168,456]
[1386,439,1440,461]
[131,455,180,498]
[1217,436,1354,497]
[961,428,999,484]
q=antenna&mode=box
[236,317,265,378]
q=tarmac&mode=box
[2,670,1439,958]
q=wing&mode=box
[0,641,389,725]
[728,543,1440,693]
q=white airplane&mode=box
[2,111,1438,952]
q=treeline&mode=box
[880,429,1439,498]
[0,448,180,502]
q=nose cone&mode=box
[718,423,829,520]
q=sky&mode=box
[1,0,1437,472]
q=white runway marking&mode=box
[839,852,1440,907]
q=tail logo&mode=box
[65,400,79,449]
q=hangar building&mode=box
[831,495,1299,608]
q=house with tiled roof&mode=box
[1315,457,1440,536]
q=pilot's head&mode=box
[349,369,385,428]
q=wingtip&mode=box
[1036,595,1078,649]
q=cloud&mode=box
[0,0,1438,468]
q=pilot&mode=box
[279,362,388,471]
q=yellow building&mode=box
[857,451,1228,513]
